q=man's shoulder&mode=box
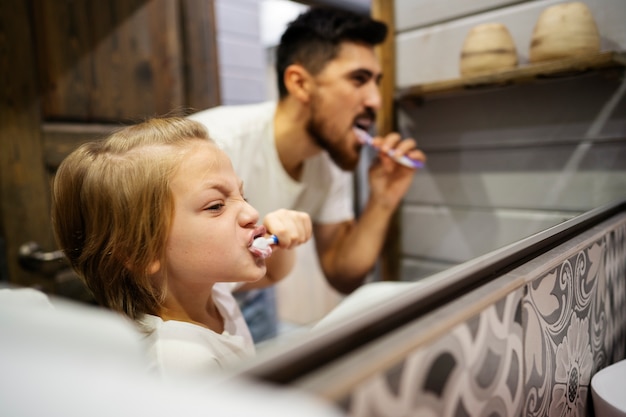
[188,101,276,145]
[189,101,275,126]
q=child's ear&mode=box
[125,259,161,275]
[284,64,312,103]
[147,259,161,275]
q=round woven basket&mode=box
[460,23,518,77]
[529,2,600,63]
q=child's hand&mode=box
[263,209,312,250]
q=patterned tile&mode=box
[523,223,626,417]
[349,289,524,417]
[341,218,626,417]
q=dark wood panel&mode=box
[180,0,221,112]
[1,0,220,294]
[33,0,186,121]
[42,123,120,170]
[0,0,55,289]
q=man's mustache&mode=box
[354,108,377,126]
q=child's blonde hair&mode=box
[52,117,212,319]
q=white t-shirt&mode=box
[140,283,255,378]
[189,101,354,223]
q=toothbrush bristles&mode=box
[249,235,278,259]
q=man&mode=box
[189,6,426,342]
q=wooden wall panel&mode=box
[180,0,221,111]
[1,0,220,292]
[33,0,185,121]
[42,123,119,171]
[0,0,55,288]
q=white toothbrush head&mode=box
[248,235,278,259]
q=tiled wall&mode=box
[300,211,626,417]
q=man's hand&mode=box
[367,132,426,210]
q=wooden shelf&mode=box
[396,51,626,101]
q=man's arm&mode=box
[314,196,396,294]
[316,133,426,294]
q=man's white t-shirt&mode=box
[189,101,354,223]
[140,283,254,378]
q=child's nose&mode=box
[240,201,260,226]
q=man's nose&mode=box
[364,82,382,110]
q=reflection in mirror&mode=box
[256,0,340,349]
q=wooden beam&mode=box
[180,0,221,111]
[42,123,120,170]
[371,0,400,282]
[396,51,626,100]
[0,0,55,289]
[371,0,395,137]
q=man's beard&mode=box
[306,101,360,171]
[307,123,358,171]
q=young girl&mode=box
[51,117,312,378]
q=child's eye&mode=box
[205,203,224,211]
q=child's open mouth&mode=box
[248,234,278,259]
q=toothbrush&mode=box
[249,235,279,259]
[354,128,424,169]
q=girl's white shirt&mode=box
[140,282,255,378]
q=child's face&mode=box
[162,141,267,290]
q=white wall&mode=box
[214,0,267,104]
[393,0,626,280]
[395,0,626,86]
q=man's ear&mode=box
[284,64,312,103]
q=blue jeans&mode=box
[235,287,278,343]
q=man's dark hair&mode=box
[275,6,388,99]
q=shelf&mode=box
[395,51,626,101]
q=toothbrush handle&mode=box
[356,128,423,169]
[387,151,424,169]
[268,235,279,245]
